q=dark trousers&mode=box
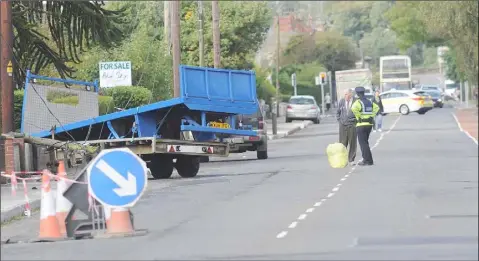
[357,125,373,164]
[339,124,357,162]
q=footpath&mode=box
[455,107,478,143]
[1,115,321,224]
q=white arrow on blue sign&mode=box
[87,148,148,208]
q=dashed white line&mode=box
[276,231,288,238]
[452,112,478,145]
[275,115,402,239]
[298,214,307,220]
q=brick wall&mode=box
[1,137,25,184]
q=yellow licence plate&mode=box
[209,121,231,129]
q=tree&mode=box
[329,1,373,38]
[360,28,399,66]
[12,1,127,86]
[179,1,272,69]
[283,32,357,72]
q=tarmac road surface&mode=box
[1,107,477,260]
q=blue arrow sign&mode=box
[87,148,148,208]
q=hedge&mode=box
[100,86,152,109]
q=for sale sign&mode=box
[99,61,132,88]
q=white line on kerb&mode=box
[452,112,478,145]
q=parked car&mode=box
[424,90,444,108]
[286,95,321,124]
[200,104,268,162]
[418,84,443,95]
[380,90,434,115]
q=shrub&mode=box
[98,96,115,115]
[100,86,152,109]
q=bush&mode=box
[98,96,115,115]
[101,86,153,109]
[14,90,24,131]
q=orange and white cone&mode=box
[39,170,62,239]
[55,160,72,236]
[104,206,134,234]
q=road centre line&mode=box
[276,116,401,239]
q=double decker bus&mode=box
[379,55,412,92]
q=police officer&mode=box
[351,86,379,166]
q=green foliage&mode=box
[329,1,373,39]
[98,96,115,115]
[360,28,399,66]
[12,1,128,86]
[443,48,466,82]
[101,86,152,109]
[14,90,24,131]
[283,32,357,72]
[46,90,79,105]
[254,67,276,103]
[180,1,272,69]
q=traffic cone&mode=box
[104,207,134,234]
[55,160,72,236]
[38,170,62,239]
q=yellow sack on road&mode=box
[326,143,348,168]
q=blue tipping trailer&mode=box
[21,65,259,179]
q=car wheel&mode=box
[286,118,292,123]
[439,104,443,108]
[257,150,268,160]
[175,155,200,178]
[399,104,410,115]
[313,118,320,124]
[199,156,210,163]
[417,111,426,115]
[144,154,174,179]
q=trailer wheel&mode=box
[175,155,200,178]
[146,155,174,179]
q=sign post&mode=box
[87,148,148,208]
[319,72,327,116]
[99,61,132,88]
[291,73,297,96]
[6,61,12,77]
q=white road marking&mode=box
[337,183,342,187]
[275,115,402,239]
[288,222,298,228]
[452,112,478,145]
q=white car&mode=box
[286,95,321,124]
[380,90,434,115]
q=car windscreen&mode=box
[426,91,441,98]
[289,98,315,105]
[414,91,429,97]
[422,86,439,90]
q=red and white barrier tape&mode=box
[1,170,89,217]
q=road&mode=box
[1,108,478,260]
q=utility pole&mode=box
[272,2,281,135]
[197,0,204,67]
[170,0,181,97]
[212,0,220,68]
[164,1,171,55]
[1,1,14,133]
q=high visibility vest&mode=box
[353,98,375,126]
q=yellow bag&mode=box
[326,143,348,168]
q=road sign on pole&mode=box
[87,148,148,208]
[291,73,297,96]
[319,72,327,116]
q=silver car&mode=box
[285,95,321,124]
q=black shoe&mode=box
[358,161,373,166]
